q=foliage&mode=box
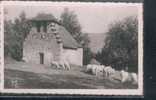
[96,16,138,72]
[60,8,93,65]
[60,8,82,43]
[81,34,93,65]
[4,11,31,60]
[4,20,15,57]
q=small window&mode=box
[43,22,47,32]
[51,28,56,32]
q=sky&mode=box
[4,2,140,34]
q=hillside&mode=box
[5,59,137,89]
[88,33,107,53]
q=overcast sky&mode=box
[4,2,140,34]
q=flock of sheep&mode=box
[50,60,138,85]
[86,64,138,85]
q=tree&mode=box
[60,8,93,65]
[96,16,138,72]
[4,20,15,57]
[60,8,82,43]
[81,34,93,65]
[4,11,31,60]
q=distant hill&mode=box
[87,33,107,53]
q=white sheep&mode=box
[120,70,131,83]
[58,60,66,70]
[86,64,93,72]
[103,66,109,77]
[86,64,99,75]
[92,65,98,75]
[51,60,70,70]
[104,66,115,77]
[63,60,71,70]
[86,65,106,77]
[95,65,105,77]
[51,61,60,69]
[130,72,138,85]
[60,59,71,70]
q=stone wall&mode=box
[23,26,61,66]
[62,48,83,66]
[23,22,83,66]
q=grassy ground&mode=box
[4,58,138,89]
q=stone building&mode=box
[23,14,83,66]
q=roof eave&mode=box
[29,19,61,25]
[63,46,78,50]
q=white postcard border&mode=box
[0,1,143,95]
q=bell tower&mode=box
[29,13,63,62]
[30,13,60,39]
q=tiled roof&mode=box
[30,13,60,24]
[58,26,82,49]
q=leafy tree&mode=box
[96,16,138,72]
[4,20,15,57]
[81,34,93,65]
[60,8,93,65]
[4,11,31,60]
[60,8,82,43]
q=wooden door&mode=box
[39,53,44,64]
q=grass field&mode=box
[4,58,138,89]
